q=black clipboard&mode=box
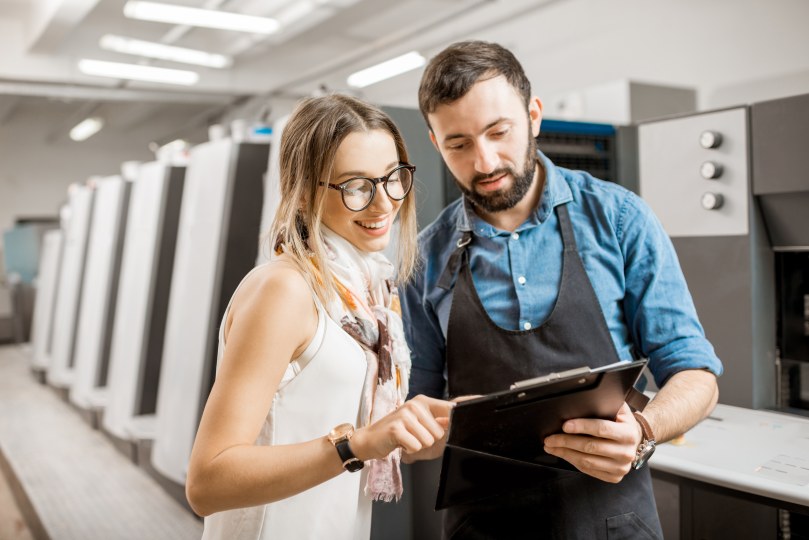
[435,359,647,510]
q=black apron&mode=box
[440,203,663,540]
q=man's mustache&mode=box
[472,168,514,185]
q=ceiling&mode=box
[0,0,562,149]
[1,0,809,151]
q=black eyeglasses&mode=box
[319,164,415,212]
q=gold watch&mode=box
[327,423,364,473]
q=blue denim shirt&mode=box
[401,151,723,399]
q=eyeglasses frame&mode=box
[318,163,416,212]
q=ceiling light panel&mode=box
[78,59,200,86]
[99,35,232,68]
[347,52,426,88]
[70,117,104,141]
[224,0,361,53]
[123,1,281,34]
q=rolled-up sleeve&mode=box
[618,192,723,386]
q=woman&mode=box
[185,94,453,540]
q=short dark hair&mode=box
[418,41,531,126]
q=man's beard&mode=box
[455,134,537,213]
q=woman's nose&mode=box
[368,182,395,212]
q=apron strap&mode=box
[556,203,578,252]
[437,231,473,291]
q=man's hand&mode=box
[543,402,641,483]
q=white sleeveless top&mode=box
[201,266,373,540]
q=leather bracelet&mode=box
[633,411,655,442]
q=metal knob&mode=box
[701,192,724,210]
[700,130,723,149]
[700,161,723,179]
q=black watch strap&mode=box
[335,439,364,472]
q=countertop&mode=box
[652,401,809,509]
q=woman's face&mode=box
[320,129,404,253]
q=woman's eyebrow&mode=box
[335,162,400,179]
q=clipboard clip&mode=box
[510,367,592,389]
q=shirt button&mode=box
[511,232,520,240]
[523,321,532,330]
[518,276,526,285]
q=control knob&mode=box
[699,130,723,149]
[700,161,723,179]
[701,192,724,210]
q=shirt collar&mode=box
[454,149,573,238]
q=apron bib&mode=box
[441,204,662,540]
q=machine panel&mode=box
[47,185,94,388]
[103,163,185,440]
[639,107,749,237]
[151,140,268,486]
[70,176,131,409]
[30,229,63,371]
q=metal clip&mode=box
[510,367,591,389]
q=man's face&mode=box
[427,75,542,213]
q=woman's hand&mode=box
[350,395,454,462]
[399,394,480,463]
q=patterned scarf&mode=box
[320,226,411,502]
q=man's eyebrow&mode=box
[335,161,400,179]
[442,118,510,143]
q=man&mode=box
[401,41,722,539]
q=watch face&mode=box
[328,423,354,443]
[633,442,656,470]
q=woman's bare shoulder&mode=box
[227,258,317,332]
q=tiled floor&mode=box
[0,345,202,540]
[0,465,34,540]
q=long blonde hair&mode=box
[270,94,418,306]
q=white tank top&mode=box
[202,265,372,540]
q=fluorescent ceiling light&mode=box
[100,34,232,68]
[347,51,426,88]
[124,1,280,34]
[70,117,104,141]
[275,1,318,26]
[78,59,199,86]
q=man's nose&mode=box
[474,141,498,174]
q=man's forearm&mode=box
[643,369,719,443]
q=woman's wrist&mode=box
[347,426,371,462]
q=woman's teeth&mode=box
[357,220,386,229]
